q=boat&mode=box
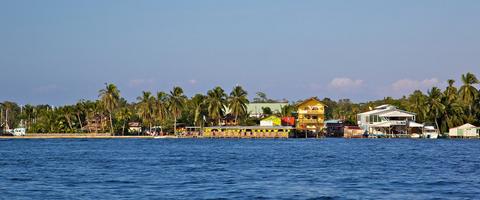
[410,133,420,139]
[422,126,439,139]
[3,128,26,136]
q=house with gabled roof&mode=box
[295,97,325,133]
[357,104,424,136]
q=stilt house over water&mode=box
[357,105,424,136]
[448,123,480,138]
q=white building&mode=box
[357,105,424,135]
[448,123,480,138]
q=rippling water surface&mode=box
[0,139,479,199]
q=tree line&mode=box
[1,73,479,135]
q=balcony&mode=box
[298,119,323,124]
[298,110,324,115]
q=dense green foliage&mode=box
[1,73,479,134]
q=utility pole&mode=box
[5,108,9,130]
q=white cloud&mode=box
[328,78,364,89]
[391,78,440,94]
[188,79,197,85]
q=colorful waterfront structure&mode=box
[221,114,239,126]
[203,126,292,138]
[281,117,295,126]
[128,122,142,133]
[260,116,281,126]
[448,123,480,138]
[295,97,325,133]
[357,105,423,136]
[325,119,344,137]
[343,126,365,138]
[81,114,108,133]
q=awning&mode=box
[370,121,393,127]
[408,122,424,128]
[379,110,415,118]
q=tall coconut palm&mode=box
[441,80,463,131]
[60,106,75,132]
[191,94,206,127]
[407,90,428,122]
[445,79,458,102]
[459,73,479,119]
[99,83,120,135]
[155,92,169,125]
[75,100,86,131]
[427,87,445,130]
[116,107,132,136]
[23,104,34,130]
[168,87,187,136]
[137,91,155,132]
[206,86,227,125]
[228,85,249,125]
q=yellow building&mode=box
[296,97,325,132]
[203,126,292,138]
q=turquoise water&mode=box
[0,139,479,199]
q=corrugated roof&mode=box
[379,110,415,117]
[451,123,477,129]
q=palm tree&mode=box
[23,104,35,130]
[228,85,249,125]
[459,73,479,120]
[427,87,445,130]
[99,83,120,135]
[440,80,463,132]
[168,87,187,136]
[75,100,86,131]
[116,107,132,136]
[206,86,227,125]
[280,104,295,117]
[191,94,206,127]
[407,90,427,122]
[137,91,155,132]
[445,79,458,102]
[154,92,169,126]
[60,106,75,132]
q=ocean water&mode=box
[0,139,479,200]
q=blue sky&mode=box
[1,0,479,105]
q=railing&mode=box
[298,119,323,124]
[298,110,324,115]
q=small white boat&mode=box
[410,133,420,139]
[3,128,26,136]
[422,126,439,139]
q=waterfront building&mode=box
[81,114,108,133]
[128,122,142,133]
[295,97,325,133]
[325,119,344,137]
[281,117,295,126]
[343,126,364,138]
[221,114,239,126]
[203,126,292,138]
[356,105,423,136]
[260,116,281,126]
[448,123,480,138]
